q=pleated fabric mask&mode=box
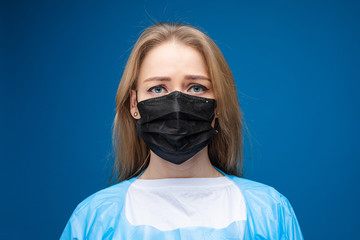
[136,91,217,164]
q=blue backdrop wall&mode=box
[1,0,359,239]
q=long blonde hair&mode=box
[111,22,244,183]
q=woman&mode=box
[60,22,303,239]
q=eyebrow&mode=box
[143,75,211,82]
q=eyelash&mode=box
[147,85,167,94]
[190,84,208,93]
[147,84,209,94]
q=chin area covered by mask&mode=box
[136,91,218,165]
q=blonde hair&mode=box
[111,22,244,183]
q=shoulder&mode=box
[226,175,304,239]
[60,179,136,239]
[70,178,134,218]
[226,175,287,205]
[226,175,294,224]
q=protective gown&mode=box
[60,172,303,239]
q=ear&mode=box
[215,108,219,118]
[211,108,219,128]
[129,89,141,119]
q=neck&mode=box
[138,147,223,179]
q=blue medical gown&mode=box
[60,174,303,239]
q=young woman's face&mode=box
[130,41,214,114]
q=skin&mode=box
[130,40,223,179]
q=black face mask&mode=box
[136,91,217,165]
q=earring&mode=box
[134,112,138,117]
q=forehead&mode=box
[138,41,209,81]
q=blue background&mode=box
[1,0,359,239]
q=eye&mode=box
[148,85,166,94]
[189,84,208,93]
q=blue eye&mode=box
[148,85,165,94]
[189,84,208,93]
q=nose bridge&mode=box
[171,91,182,126]
[172,91,181,113]
[171,82,184,94]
